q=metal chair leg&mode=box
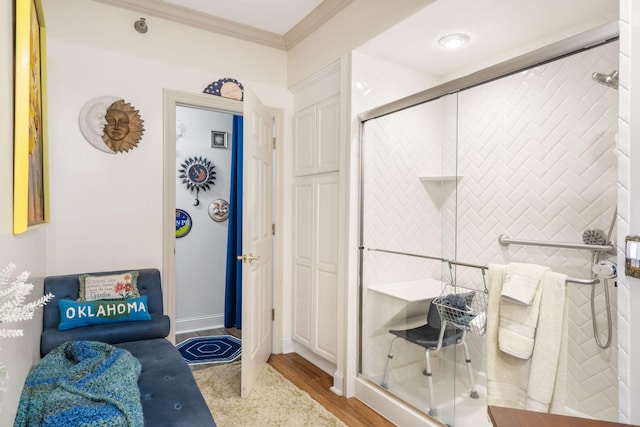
[425,348,438,417]
[381,337,400,389]
[461,340,479,399]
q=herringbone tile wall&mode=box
[358,40,619,421]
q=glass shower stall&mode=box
[357,27,619,427]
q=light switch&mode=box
[625,235,640,279]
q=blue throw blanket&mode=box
[14,341,143,427]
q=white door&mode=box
[240,89,273,398]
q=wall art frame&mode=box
[14,0,49,234]
[211,130,228,148]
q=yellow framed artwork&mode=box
[14,0,49,234]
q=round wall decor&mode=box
[203,78,244,101]
[178,156,216,206]
[79,96,145,154]
[175,209,192,238]
[208,199,229,222]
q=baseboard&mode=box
[282,337,295,354]
[289,341,337,376]
[175,314,224,334]
[331,371,344,396]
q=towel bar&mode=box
[498,234,614,253]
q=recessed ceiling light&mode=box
[437,33,470,49]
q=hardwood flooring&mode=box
[268,353,395,427]
[176,329,395,426]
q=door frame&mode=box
[162,88,283,351]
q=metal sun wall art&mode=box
[178,156,216,206]
[79,96,145,154]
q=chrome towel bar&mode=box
[498,234,614,253]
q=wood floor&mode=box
[268,352,395,427]
[176,329,395,427]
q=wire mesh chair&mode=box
[381,264,488,417]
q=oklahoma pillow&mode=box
[78,271,140,301]
[58,296,151,331]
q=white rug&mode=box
[192,361,348,427]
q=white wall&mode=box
[287,0,434,87]
[175,106,233,333]
[0,0,48,422]
[617,0,640,423]
[41,0,290,277]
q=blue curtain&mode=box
[224,115,243,329]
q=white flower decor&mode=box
[0,263,54,392]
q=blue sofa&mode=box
[41,268,216,426]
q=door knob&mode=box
[236,253,261,263]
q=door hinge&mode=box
[272,137,276,150]
[272,308,275,321]
[272,223,276,235]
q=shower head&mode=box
[583,228,607,246]
[592,70,619,89]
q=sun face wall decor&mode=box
[178,156,216,206]
[79,96,145,153]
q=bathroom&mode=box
[349,0,621,425]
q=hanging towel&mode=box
[501,262,549,305]
[498,263,549,359]
[526,270,569,412]
[486,264,568,413]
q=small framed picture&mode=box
[211,131,228,148]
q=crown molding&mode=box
[94,0,286,50]
[284,0,353,49]
[94,0,351,51]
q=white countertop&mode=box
[368,279,444,302]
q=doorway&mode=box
[163,88,285,396]
[162,89,244,343]
[174,105,235,334]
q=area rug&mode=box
[192,361,347,427]
[176,335,241,365]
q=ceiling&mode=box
[357,0,619,78]
[97,0,619,77]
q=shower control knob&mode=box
[592,260,617,279]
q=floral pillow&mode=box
[78,271,140,301]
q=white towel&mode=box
[486,264,568,413]
[501,262,549,305]
[498,263,549,359]
[487,264,529,409]
[526,270,568,412]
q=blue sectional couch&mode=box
[40,268,216,426]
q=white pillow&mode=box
[78,271,140,301]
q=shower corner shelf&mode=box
[418,176,462,182]
[419,176,461,205]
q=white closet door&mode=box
[293,178,313,346]
[313,173,339,362]
[292,173,339,362]
[316,95,340,174]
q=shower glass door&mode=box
[358,38,619,426]
[359,93,460,426]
